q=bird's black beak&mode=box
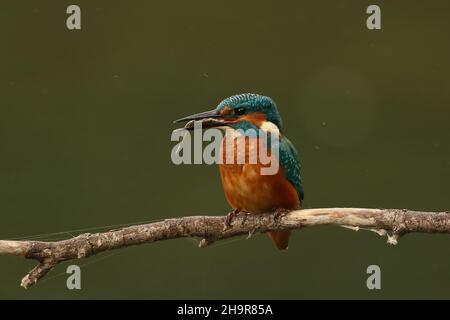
[174,109,232,130]
[174,109,220,124]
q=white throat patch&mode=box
[259,121,279,132]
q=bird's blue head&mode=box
[174,93,283,132]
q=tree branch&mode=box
[1,207,450,289]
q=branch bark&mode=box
[1,207,450,289]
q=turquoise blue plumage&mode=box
[175,93,304,249]
[279,135,304,207]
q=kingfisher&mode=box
[174,93,303,250]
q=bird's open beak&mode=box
[174,109,233,130]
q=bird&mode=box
[174,93,303,250]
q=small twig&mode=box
[1,207,450,288]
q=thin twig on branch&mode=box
[1,207,450,289]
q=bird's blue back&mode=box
[279,135,304,207]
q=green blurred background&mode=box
[1,0,449,299]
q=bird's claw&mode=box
[274,208,289,223]
[223,209,241,231]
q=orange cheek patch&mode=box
[219,106,233,116]
[240,112,267,126]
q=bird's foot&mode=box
[223,209,241,231]
[274,208,289,223]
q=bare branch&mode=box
[1,207,450,288]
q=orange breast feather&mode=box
[219,135,298,213]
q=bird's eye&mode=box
[235,107,246,115]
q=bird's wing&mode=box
[279,136,304,206]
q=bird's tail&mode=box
[268,230,291,250]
